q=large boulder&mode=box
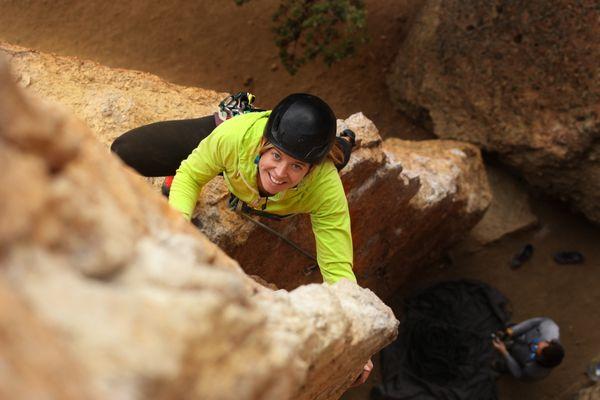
[0,53,398,399]
[382,138,491,285]
[387,0,600,224]
[1,43,491,298]
[454,166,538,253]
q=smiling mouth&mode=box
[268,172,285,185]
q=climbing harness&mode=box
[228,193,293,221]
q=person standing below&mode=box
[493,317,565,381]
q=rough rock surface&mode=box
[0,277,98,400]
[0,54,398,399]
[454,166,538,253]
[387,0,600,224]
[382,138,491,283]
[578,384,600,400]
[2,42,223,148]
[1,42,492,298]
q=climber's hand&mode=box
[350,358,373,387]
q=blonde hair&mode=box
[258,137,344,166]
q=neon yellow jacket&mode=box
[168,111,356,284]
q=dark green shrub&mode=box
[235,0,368,75]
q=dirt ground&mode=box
[0,0,429,141]
[1,1,599,399]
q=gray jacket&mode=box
[503,317,560,380]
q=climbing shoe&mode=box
[161,176,174,198]
[510,244,534,269]
[216,92,258,122]
[553,251,584,265]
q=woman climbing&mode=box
[111,93,356,283]
[111,92,372,384]
[112,92,356,284]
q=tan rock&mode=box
[382,138,492,284]
[577,384,600,400]
[455,166,538,253]
[1,42,223,147]
[0,52,398,399]
[387,0,600,224]
[0,277,98,400]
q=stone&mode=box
[382,138,492,284]
[0,277,98,400]
[0,52,398,399]
[577,384,600,400]
[387,0,600,224]
[1,42,223,148]
[0,43,491,299]
[454,166,538,253]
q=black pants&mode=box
[110,116,217,177]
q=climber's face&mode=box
[257,148,310,195]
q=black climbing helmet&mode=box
[264,93,336,164]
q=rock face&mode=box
[454,166,538,253]
[578,384,600,400]
[382,138,491,283]
[0,53,398,399]
[1,42,492,298]
[2,42,223,148]
[0,277,97,400]
[387,0,600,224]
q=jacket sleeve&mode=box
[503,353,524,379]
[309,172,356,285]
[511,317,546,337]
[168,127,229,220]
[539,319,560,341]
[522,362,552,380]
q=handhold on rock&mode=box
[553,251,584,265]
[510,244,534,269]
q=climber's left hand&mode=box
[350,358,373,387]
